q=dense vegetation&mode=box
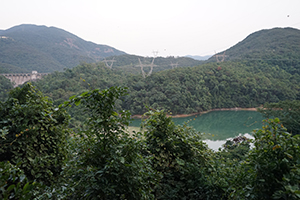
[1,27,300,199]
[0,76,13,101]
[0,24,125,73]
[30,59,300,119]
[208,28,300,74]
[1,84,299,199]
[0,84,69,186]
[258,100,300,135]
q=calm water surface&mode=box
[131,110,265,150]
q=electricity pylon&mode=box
[137,51,158,78]
[102,58,116,69]
[170,61,178,69]
[214,51,227,62]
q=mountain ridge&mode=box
[0,24,126,73]
[209,27,300,61]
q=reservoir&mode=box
[130,110,265,150]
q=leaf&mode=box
[23,182,30,191]
[74,99,81,106]
[120,157,125,164]
[6,184,15,193]
[284,152,293,159]
[69,95,76,100]
[176,158,185,166]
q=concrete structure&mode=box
[0,71,49,87]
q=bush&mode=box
[0,83,70,185]
[142,109,212,199]
[0,161,35,200]
[233,118,300,199]
[66,87,155,199]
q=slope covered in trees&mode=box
[1,27,300,117]
[30,60,300,118]
[208,27,300,74]
[122,61,300,114]
[0,24,126,73]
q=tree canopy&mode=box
[0,85,299,199]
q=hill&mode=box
[208,27,300,74]
[2,27,300,118]
[31,60,300,117]
[0,24,126,73]
[103,54,204,74]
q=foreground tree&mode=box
[232,119,300,199]
[0,83,70,186]
[0,161,35,200]
[142,109,218,199]
[65,87,155,199]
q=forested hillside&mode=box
[31,60,300,118]
[208,27,300,74]
[1,27,300,199]
[1,27,300,118]
[122,61,300,114]
[0,24,126,73]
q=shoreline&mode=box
[131,107,260,119]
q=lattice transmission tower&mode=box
[137,51,158,78]
[214,51,228,62]
[102,58,116,69]
[170,61,178,69]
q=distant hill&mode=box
[185,55,212,60]
[207,27,300,74]
[0,24,126,73]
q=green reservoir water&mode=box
[130,110,265,150]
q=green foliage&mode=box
[0,161,35,200]
[35,62,128,129]
[208,27,300,74]
[65,86,155,199]
[219,136,251,161]
[122,61,299,115]
[1,83,300,199]
[0,83,70,185]
[232,118,300,199]
[23,59,299,130]
[0,76,13,101]
[258,100,300,135]
[142,109,212,199]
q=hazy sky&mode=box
[1,0,300,57]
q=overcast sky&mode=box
[1,0,300,57]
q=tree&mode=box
[233,119,300,199]
[142,109,211,199]
[0,75,13,101]
[66,86,155,199]
[0,83,70,186]
[219,135,251,161]
[258,100,300,135]
[0,161,35,200]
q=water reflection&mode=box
[130,110,265,150]
[204,133,255,151]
